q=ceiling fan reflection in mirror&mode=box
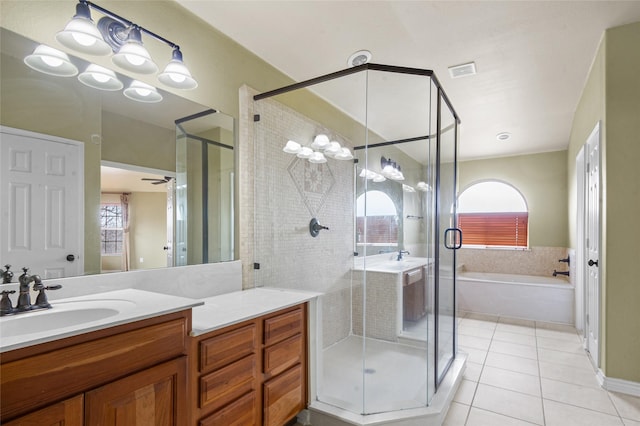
[141,176,172,185]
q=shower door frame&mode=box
[252,63,461,404]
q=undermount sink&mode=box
[0,299,136,338]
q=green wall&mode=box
[459,150,569,248]
[568,22,640,383]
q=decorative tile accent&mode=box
[288,157,335,217]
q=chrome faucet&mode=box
[397,250,410,261]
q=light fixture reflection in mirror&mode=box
[24,45,79,77]
[78,64,123,90]
[123,80,162,103]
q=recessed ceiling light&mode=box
[347,50,372,67]
[496,132,512,141]
[448,62,477,79]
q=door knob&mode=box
[588,259,598,267]
[66,254,75,262]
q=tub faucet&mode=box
[553,270,570,277]
[397,250,410,261]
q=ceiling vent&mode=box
[448,62,477,78]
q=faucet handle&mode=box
[1,289,16,315]
[35,284,62,309]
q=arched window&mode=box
[458,181,528,248]
[356,190,398,244]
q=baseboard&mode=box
[597,369,640,397]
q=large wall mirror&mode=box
[0,28,235,278]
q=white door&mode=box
[0,126,84,279]
[585,123,600,368]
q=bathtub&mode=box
[457,271,574,324]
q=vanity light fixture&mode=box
[416,181,431,192]
[324,141,342,158]
[56,1,111,55]
[111,26,157,74]
[311,134,330,150]
[24,45,79,77]
[282,136,353,164]
[380,156,405,181]
[78,64,123,90]
[283,140,302,154]
[334,147,354,160]
[359,168,386,182]
[296,147,313,159]
[56,0,197,88]
[158,48,198,89]
[123,80,162,103]
[309,151,328,164]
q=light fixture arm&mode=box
[81,0,180,51]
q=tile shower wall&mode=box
[457,246,570,277]
[239,86,355,348]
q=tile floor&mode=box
[445,312,640,426]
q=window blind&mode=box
[458,212,528,247]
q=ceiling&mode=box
[175,1,640,161]
[101,166,170,193]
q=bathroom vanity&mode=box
[0,286,317,426]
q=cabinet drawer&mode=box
[200,355,257,412]
[263,308,303,346]
[263,364,304,426]
[263,334,302,378]
[200,324,256,372]
[199,391,257,426]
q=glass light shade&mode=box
[56,3,111,55]
[158,49,197,89]
[24,45,78,77]
[283,140,301,154]
[324,141,342,157]
[311,134,330,150]
[335,147,353,160]
[123,80,162,103]
[296,147,313,159]
[309,152,327,164]
[78,64,123,91]
[112,29,157,74]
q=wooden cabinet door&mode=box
[85,357,186,426]
[4,395,83,426]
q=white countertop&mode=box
[352,254,433,273]
[0,289,202,353]
[190,287,321,336]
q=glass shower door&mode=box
[435,93,459,386]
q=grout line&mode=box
[535,319,547,425]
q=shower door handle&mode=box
[444,228,462,250]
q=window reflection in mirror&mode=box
[356,190,398,243]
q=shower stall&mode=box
[175,110,235,266]
[248,64,461,422]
